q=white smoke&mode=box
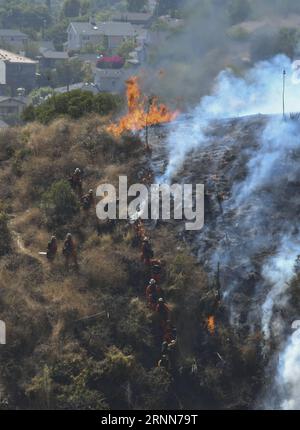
[261,236,299,340]
[276,328,300,410]
[164,55,299,182]
[233,118,300,206]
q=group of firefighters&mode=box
[47,233,78,269]
[46,167,177,370]
[135,218,177,371]
[46,168,95,268]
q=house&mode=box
[39,46,69,69]
[0,96,28,122]
[0,49,37,95]
[112,12,153,27]
[0,29,28,49]
[94,68,126,93]
[66,21,136,52]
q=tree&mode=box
[62,0,81,17]
[44,19,70,51]
[127,0,147,13]
[80,0,91,16]
[0,1,51,31]
[155,0,182,16]
[28,87,54,106]
[117,39,136,58]
[227,0,251,25]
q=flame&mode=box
[207,316,215,335]
[107,76,178,136]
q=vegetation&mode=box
[0,1,51,34]
[0,114,265,410]
[41,180,80,227]
[127,0,147,13]
[22,90,123,124]
[0,212,11,256]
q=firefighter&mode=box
[141,237,154,265]
[167,339,177,370]
[81,189,94,211]
[134,219,145,242]
[161,341,169,356]
[47,236,57,262]
[158,354,170,371]
[69,168,83,195]
[156,298,170,329]
[146,279,163,310]
[62,233,78,269]
[151,259,162,283]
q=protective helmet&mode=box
[149,279,156,286]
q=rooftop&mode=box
[0,29,28,38]
[70,21,135,37]
[94,68,124,78]
[39,47,69,60]
[112,12,153,23]
[0,49,36,64]
[0,96,28,104]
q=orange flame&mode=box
[107,76,178,136]
[207,316,215,335]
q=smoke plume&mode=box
[159,53,300,409]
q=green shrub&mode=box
[41,179,80,227]
[23,90,123,125]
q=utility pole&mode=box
[282,69,286,120]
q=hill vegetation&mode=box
[0,113,264,409]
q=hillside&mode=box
[0,114,266,410]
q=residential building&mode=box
[39,46,69,69]
[0,96,28,122]
[0,49,37,95]
[0,29,28,49]
[66,21,136,52]
[94,68,126,93]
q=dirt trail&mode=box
[9,215,47,267]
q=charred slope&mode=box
[149,115,300,408]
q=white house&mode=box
[66,21,136,52]
[94,68,126,93]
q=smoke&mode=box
[158,53,300,409]
[271,328,300,410]
[145,0,230,105]
[164,54,297,182]
[261,235,299,340]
